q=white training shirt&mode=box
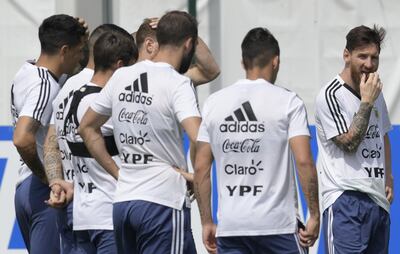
[11,61,60,184]
[90,60,200,210]
[51,68,94,183]
[197,79,310,237]
[65,82,118,230]
[315,75,392,213]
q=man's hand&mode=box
[386,174,394,204]
[202,223,217,254]
[174,166,195,201]
[360,72,382,105]
[147,17,159,29]
[174,166,194,182]
[75,17,89,36]
[298,216,320,247]
[46,180,74,208]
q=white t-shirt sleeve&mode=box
[19,78,53,126]
[287,95,310,139]
[172,78,201,122]
[90,79,113,116]
[50,110,55,125]
[197,99,211,143]
[315,90,350,140]
[79,93,114,136]
[379,95,392,135]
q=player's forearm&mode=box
[332,102,372,153]
[194,167,213,225]
[189,142,196,169]
[80,127,119,179]
[384,134,393,183]
[14,134,47,182]
[190,37,220,86]
[44,127,63,185]
[297,162,320,218]
[18,144,47,181]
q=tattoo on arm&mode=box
[44,133,63,184]
[306,174,319,217]
[332,102,372,153]
[15,118,47,182]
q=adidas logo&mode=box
[119,72,153,105]
[220,101,265,133]
[56,90,74,120]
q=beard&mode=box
[349,62,377,87]
[178,41,196,74]
[350,63,362,87]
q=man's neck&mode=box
[246,66,274,83]
[86,57,95,70]
[152,46,182,71]
[90,69,114,88]
[36,54,63,78]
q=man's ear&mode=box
[116,59,124,69]
[343,48,351,64]
[184,37,194,53]
[272,55,279,71]
[59,45,69,61]
[145,37,156,54]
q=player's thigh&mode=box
[327,191,370,254]
[14,176,32,250]
[113,201,137,254]
[88,230,117,254]
[217,236,250,254]
[134,201,195,254]
[30,206,60,254]
[74,230,97,254]
[254,234,307,254]
[365,207,390,254]
[57,204,77,254]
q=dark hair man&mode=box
[194,27,320,254]
[11,14,87,253]
[78,11,200,254]
[135,17,220,86]
[43,24,137,253]
[315,25,392,253]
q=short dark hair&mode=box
[156,11,198,47]
[93,29,137,72]
[345,25,386,53]
[38,14,86,54]
[89,24,133,52]
[241,27,280,70]
[136,19,156,50]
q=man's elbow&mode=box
[13,132,35,151]
[296,158,315,172]
[205,66,220,83]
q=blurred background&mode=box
[0,0,399,253]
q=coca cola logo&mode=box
[365,124,380,139]
[222,138,261,153]
[118,108,148,125]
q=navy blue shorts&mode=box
[57,202,76,254]
[323,190,390,254]
[113,200,196,254]
[14,174,60,253]
[217,234,308,254]
[74,229,117,254]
